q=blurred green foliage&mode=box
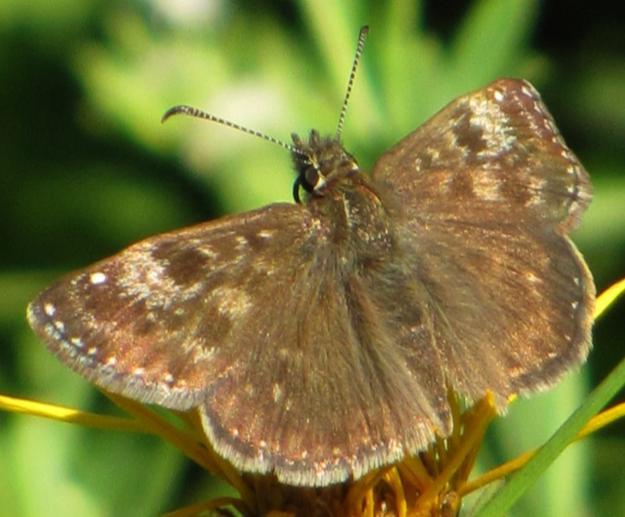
[1,1,624,516]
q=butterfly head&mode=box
[291,130,359,202]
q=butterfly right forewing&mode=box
[371,78,594,408]
[373,78,590,229]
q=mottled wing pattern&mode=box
[371,78,594,407]
[28,203,444,485]
[28,205,308,410]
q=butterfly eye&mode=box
[304,166,327,192]
[291,165,325,203]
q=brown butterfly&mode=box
[27,27,594,486]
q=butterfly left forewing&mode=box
[27,203,315,410]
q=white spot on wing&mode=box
[272,383,283,403]
[213,286,252,317]
[190,238,218,259]
[235,235,248,248]
[90,272,107,284]
[70,337,84,348]
[44,303,56,317]
[468,95,516,157]
[520,84,535,98]
[470,169,501,201]
[525,272,540,284]
[116,242,204,309]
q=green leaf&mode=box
[477,351,625,516]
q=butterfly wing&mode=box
[28,202,445,486]
[27,205,310,410]
[371,78,594,407]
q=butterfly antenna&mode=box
[161,105,298,154]
[335,25,369,140]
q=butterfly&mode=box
[27,27,594,487]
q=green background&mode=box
[1,1,624,516]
